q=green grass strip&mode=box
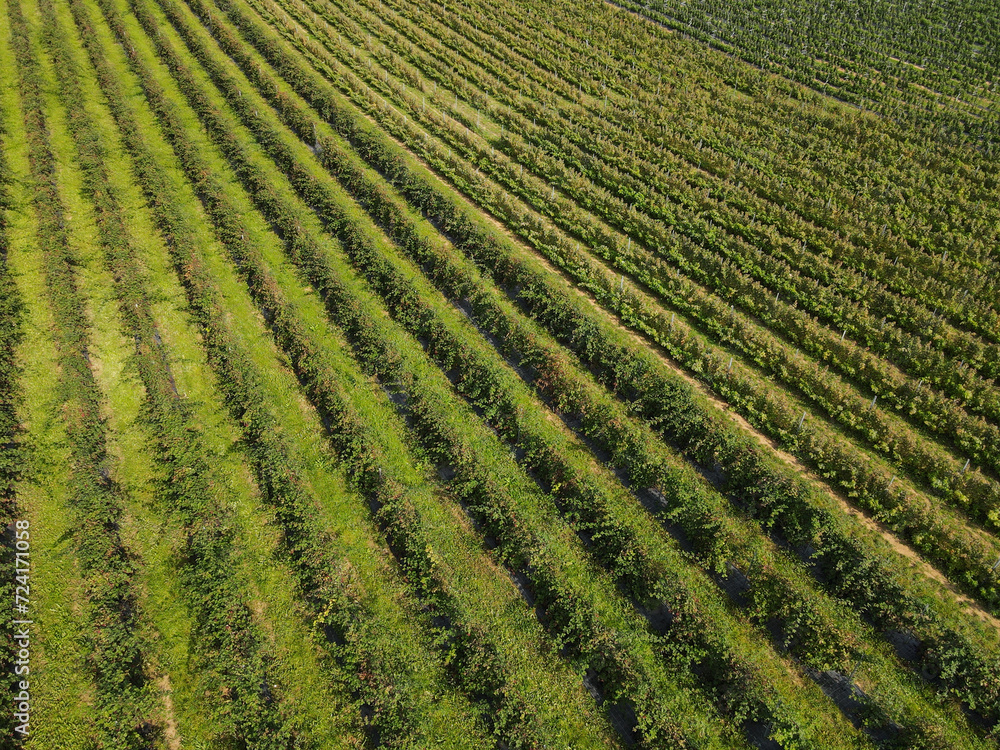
[4,0,165,743]
[0,22,95,746]
[63,0,512,746]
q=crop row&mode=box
[464,0,1000,347]
[252,0,1000,612]
[360,0,1000,378]
[165,3,898,745]
[35,0,328,743]
[123,2,774,745]
[0,29,27,744]
[161,0,1000,745]
[148,0,912,741]
[5,0,168,744]
[56,0,452,741]
[209,0,1000,730]
[399,82,1000,528]
[0,68,21,519]
[379,8,1000,413]
[79,0,634,744]
[406,0,1000,323]
[194,3,1000,744]
[612,0,1000,147]
[67,0,536,744]
[326,0,1000,434]
[305,0,1000,510]
[467,0,999,204]
[152,0,1000,736]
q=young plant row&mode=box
[300,0,1000,491]
[199,1,1000,730]
[291,0,1000,474]
[407,85,1000,527]
[246,0,1000,610]
[392,13,1000,404]
[200,209,606,748]
[398,0,1000,351]
[343,0,1000,384]
[0,76,22,522]
[163,1,989,745]
[80,0,623,744]
[457,0,1000,350]
[396,0,1000,335]
[5,0,165,744]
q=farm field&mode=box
[0,0,998,747]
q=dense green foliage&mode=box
[2,0,999,747]
[5,0,161,744]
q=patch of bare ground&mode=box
[156,674,182,750]
[250,595,277,642]
[117,514,181,746]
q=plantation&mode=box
[0,0,998,747]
